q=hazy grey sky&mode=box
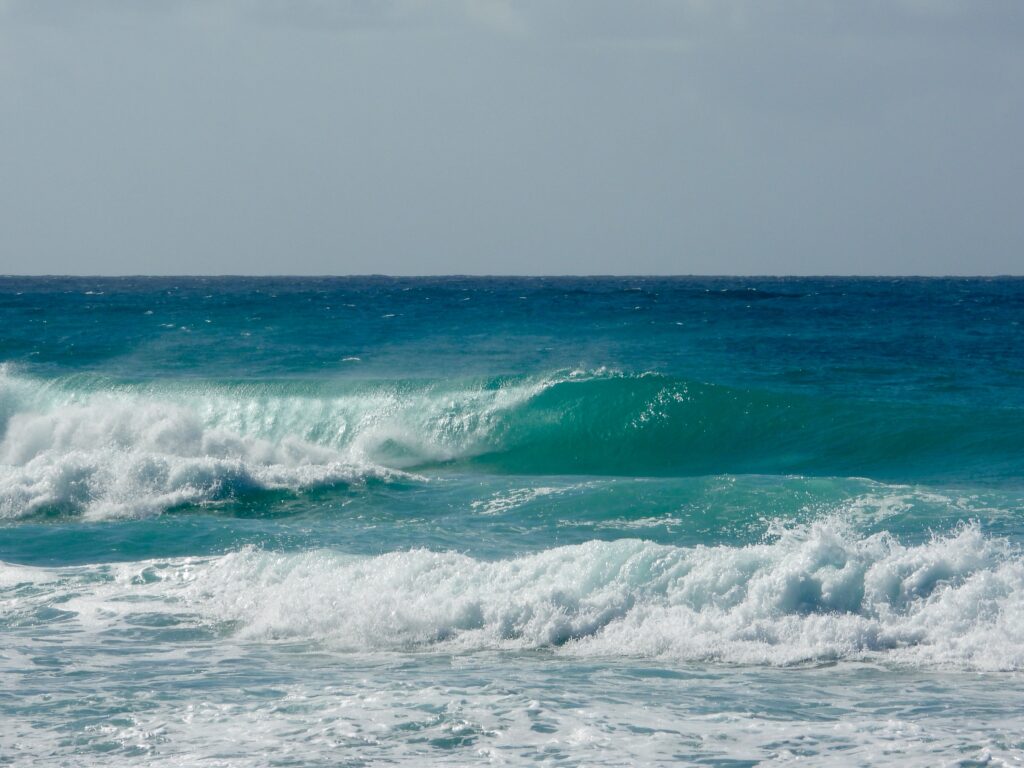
[1,1,1022,275]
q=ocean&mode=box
[1,276,1022,766]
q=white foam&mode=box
[6,661,1020,767]
[0,559,57,588]
[11,519,1021,671]
[470,484,595,515]
[0,367,587,518]
[0,371,408,519]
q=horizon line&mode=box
[1,273,1022,280]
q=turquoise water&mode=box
[2,277,1023,765]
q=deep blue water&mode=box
[1,277,1023,765]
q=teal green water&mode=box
[2,277,1023,765]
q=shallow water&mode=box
[2,276,1023,765]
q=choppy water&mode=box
[2,276,1023,766]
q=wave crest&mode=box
[2,365,1022,518]
[0,370,404,519]
[12,519,1013,669]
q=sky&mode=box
[0,1,1022,276]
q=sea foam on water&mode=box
[6,518,1020,671]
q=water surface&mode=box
[2,276,1023,765]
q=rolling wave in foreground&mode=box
[2,277,1024,766]
[5,519,1021,669]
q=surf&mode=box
[4,518,1022,670]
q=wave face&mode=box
[4,519,1022,670]
[2,366,1022,518]
[460,371,1024,480]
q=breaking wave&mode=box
[0,368,405,519]
[6,519,1023,670]
[1,365,1021,519]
